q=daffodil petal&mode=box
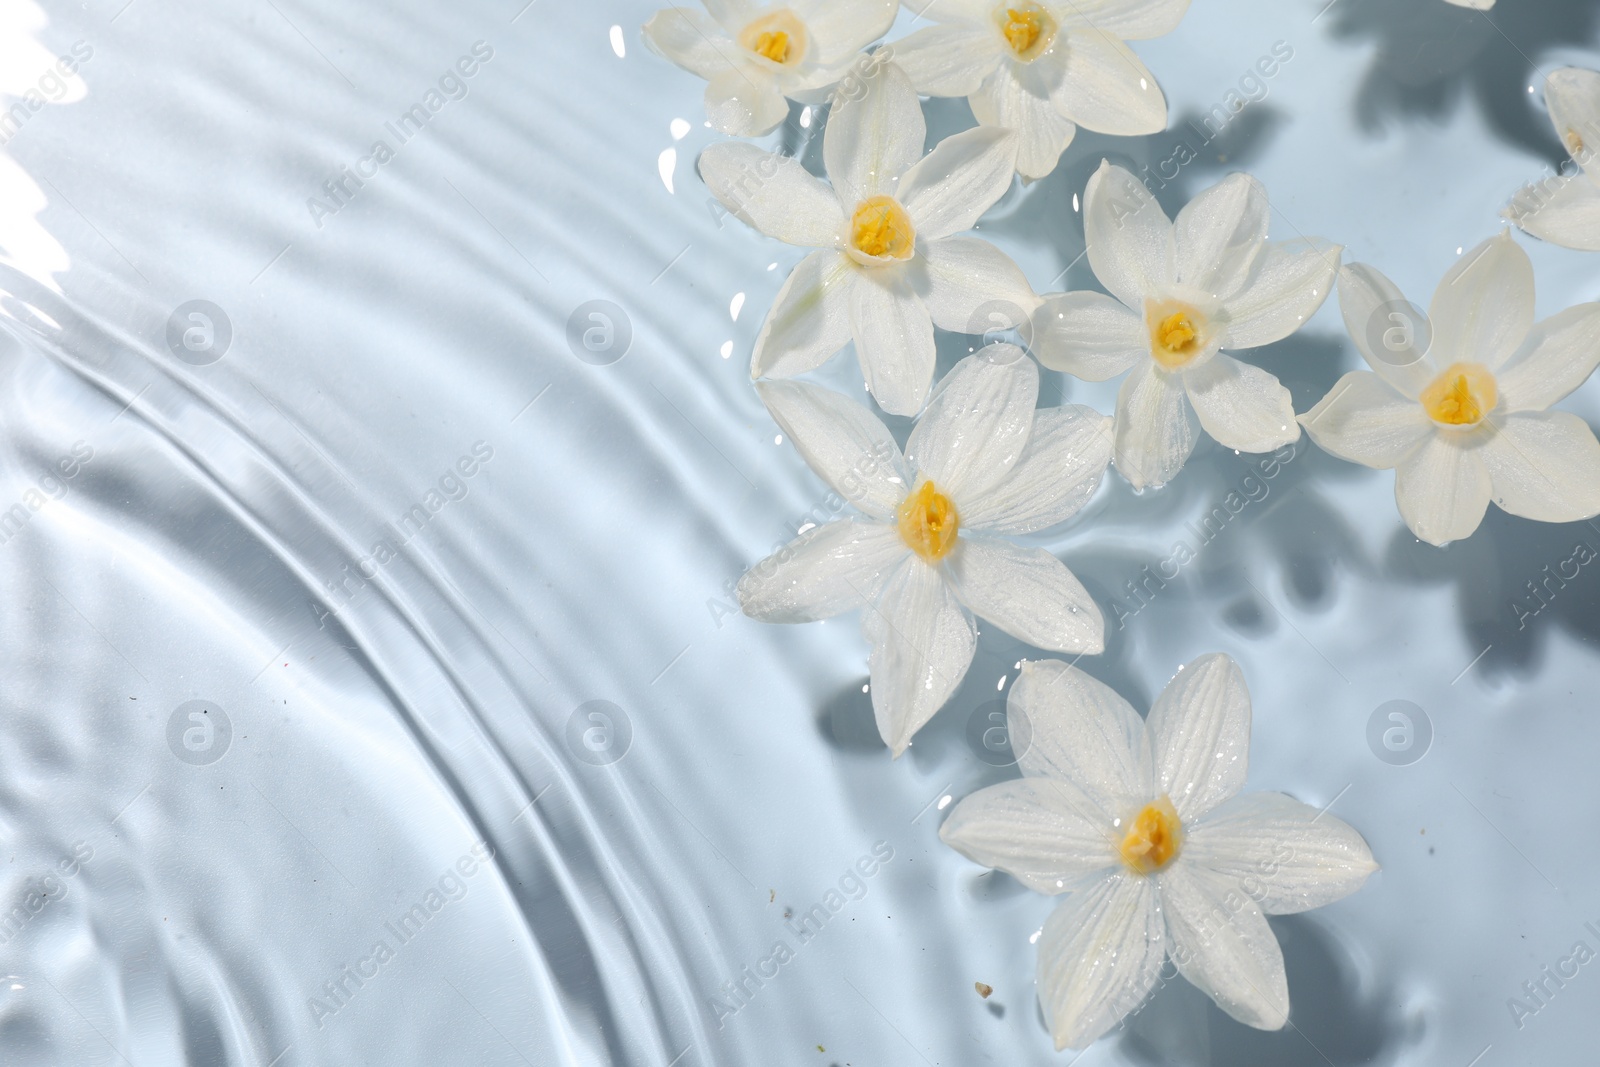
[864,558,977,755]
[1544,67,1600,179]
[753,378,911,517]
[1427,232,1533,370]
[850,268,937,417]
[698,142,845,246]
[1172,173,1269,300]
[1298,370,1432,469]
[1146,652,1250,822]
[1050,30,1167,136]
[701,0,757,27]
[905,344,1039,498]
[642,8,736,80]
[971,63,1077,181]
[1160,863,1290,1030]
[1068,0,1191,39]
[889,22,1004,96]
[899,127,1019,240]
[915,236,1038,334]
[1010,659,1152,815]
[917,0,994,19]
[1506,172,1600,252]
[1495,303,1600,411]
[823,57,925,207]
[704,67,791,136]
[1394,432,1492,546]
[1481,411,1600,523]
[1184,792,1379,915]
[1031,290,1148,382]
[751,250,856,379]
[961,405,1114,534]
[1113,359,1196,490]
[1038,874,1166,1051]
[791,0,897,61]
[1222,240,1340,350]
[1084,160,1176,311]
[939,779,1120,894]
[1335,262,1435,398]
[737,520,908,621]
[1182,353,1299,453]
[950,537,1104,654]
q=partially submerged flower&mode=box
[642,0,898,136]
[941,654,1377,1049]
[1301,233,1600,546]
[739,345,1111,755]
[700,59,1036,416]
[891,0,1186,180]
[1506,68,1600,251]
[1032,162,1341,489]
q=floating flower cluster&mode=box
[640,0,1600,1052]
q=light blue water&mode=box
[0,0,1596,1064]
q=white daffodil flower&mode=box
[699,59,1038,416]
[642,0,898,136]
[890,0,1186,180]
[1301,234,1600,546]
[739,345,1111,755]
[1031,161,1341,490]
[1506,68,1600,251]
[941,654,1378,1050]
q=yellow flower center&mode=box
[1421,362,1497,427]
[998,4,1055,60]
[739,10,806,66]
[849,196,916,262]
[1146,300,1209,370]
[1119,797,1183,875]
[897,480,959,562]
[754,30,790,63]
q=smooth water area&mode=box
[0,0,1597,1064]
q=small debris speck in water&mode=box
[975,982,993,999]
[769,889,775,903]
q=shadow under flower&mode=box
[1381,502,1600,681]
[1324,0,1600,161]
[1119,914,1418,1066]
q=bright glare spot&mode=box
[719,340,733,359]
[937,795,953,810]
[657,147,677,193]
[766,262,778,271]
[670,118,691,140]
[1140,78,1148,90]
[800,106,812,128]
[1029,929,1042,944]
[996,675,1006,690]
[730,291,746,320]
[861,683,869,692]
[1072,193,1080,212]
[774,434,784,445]
[797,522,815,533]
[1456,246,1464,254]
[609,25,626,57]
